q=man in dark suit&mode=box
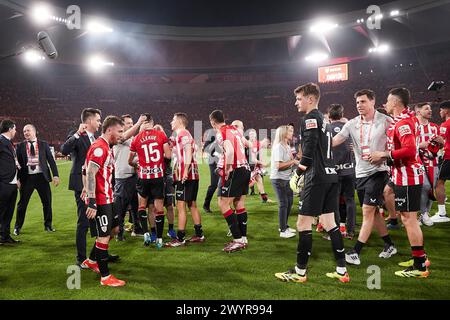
[14,124,60,235]
[61,108,102,267]
[0,119,20,244]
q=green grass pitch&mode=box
[0,160,449,300]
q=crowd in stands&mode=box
[1,57,449,151]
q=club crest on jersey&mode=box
[101,226,107,233]
[441,127,447,135]
[180,136,190,145]
[305,119,318,130]
[398,125,412,137]
[93,147,103,157]
[334,127,341,133]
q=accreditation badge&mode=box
[361,145,370,161]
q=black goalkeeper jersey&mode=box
[299,109,338,185]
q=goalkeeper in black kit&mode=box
[275,83,350,283]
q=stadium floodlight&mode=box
[310,20,338,34]
[369,44,390,54]
[305,52,329,63]
[86,20,114,34]
[87,55,114,72]
[31,3,52,25]
[23,50,46,65]
[390,10,400,17]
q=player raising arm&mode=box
[128,114,171,249]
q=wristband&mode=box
[88,198,97,209]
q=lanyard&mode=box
[360,117,374,146]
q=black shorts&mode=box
[393,184,422,212]
[175,180,199,202]
[356,171,389,207]
[164,176,175,206]
[438,160,450,180]
[219,167,251,198]
[338,175,356,199]
[136,178,164,202]
[90,203,119,238]
[299,183,339,217]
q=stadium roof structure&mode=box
[1,0,450,69]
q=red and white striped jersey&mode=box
[173,129,199,181]
[85,137,114,205]
[387,109,424,186]
[439,118,450,160]
[130,129,169,179]
[216,125,249,170]
[418,122,439,167]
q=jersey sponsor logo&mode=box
[93,147,104,157]
[325,167,337,175]
[398,125,412,137]
[141,167,163,175]
[305,119,318,130]
[335,163,354,170]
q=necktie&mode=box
[30,141,36,170]
[90,135,95,143]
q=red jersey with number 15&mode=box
[216,125,249,170]
[173,129,199,181]
[130,129,168,179]
[85,137,114,205]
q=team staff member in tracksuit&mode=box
[113,114,147,240]
[328,104,356,239]
[202,128,221,213]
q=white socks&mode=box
[295,265,307,276]
[336,266,347,275]
[438,205,446,216]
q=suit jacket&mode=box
[0,135,17,184]
[61,129,93,191]
[16,140,59,183]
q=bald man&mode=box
[14,124,59,235]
